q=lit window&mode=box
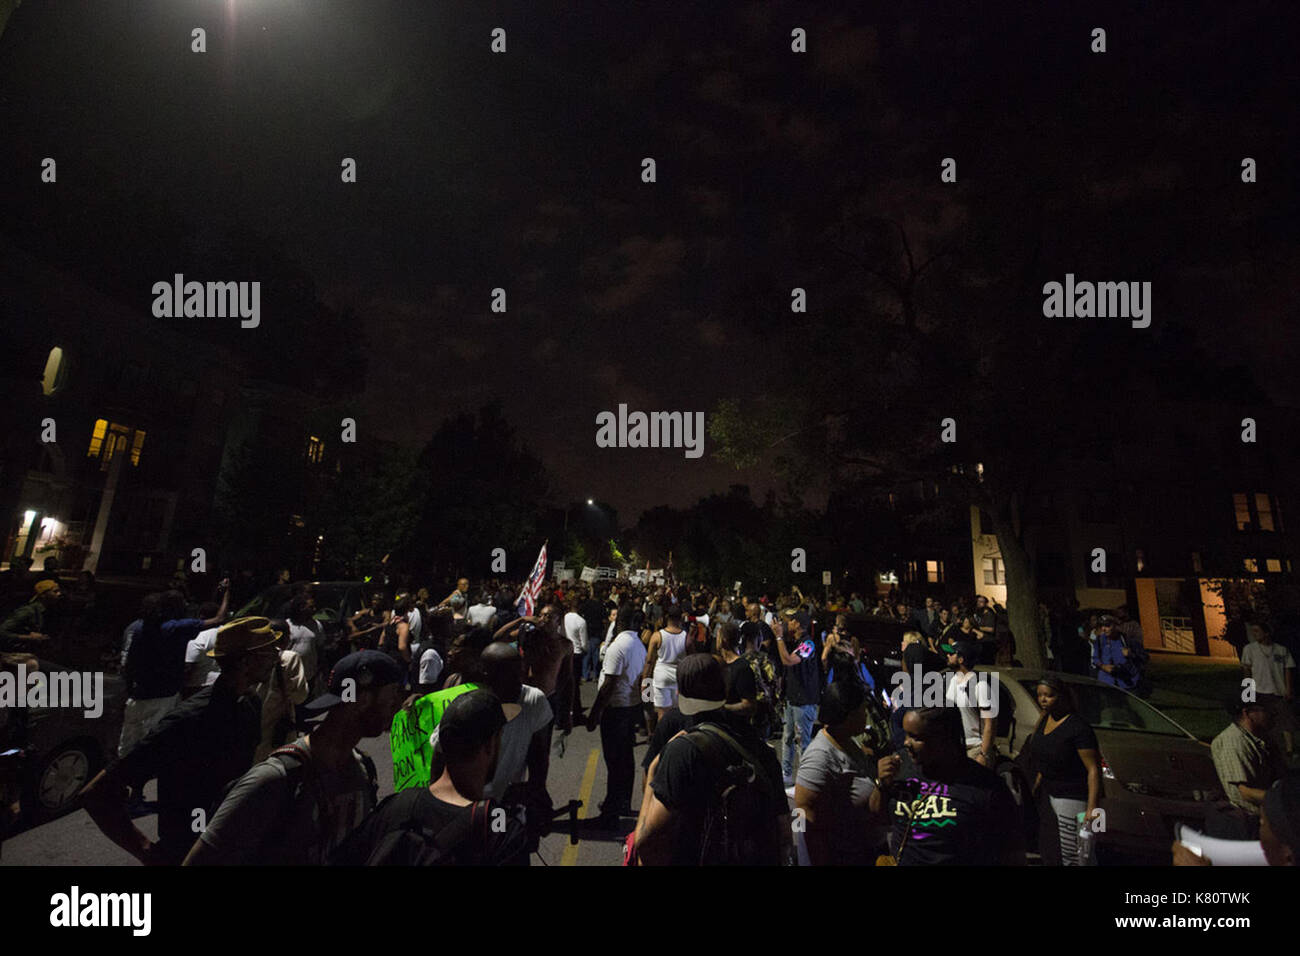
[1244,558,1259,573]
[982,557,1005,586]
[1256,494,1275,532]
[41,347,67,396]
[926,559,943,584]
[101,423,130,471]
[306,435,325,464]
[87,419,107,457]
[130,430,146,467]
[1266,558,1282,573]
[1234,493,1251,531]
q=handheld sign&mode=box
[390,682,479,792]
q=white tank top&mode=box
[657,629,688,666]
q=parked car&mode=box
[3,657,128,827]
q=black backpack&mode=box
[685,722,781,866]
[341,793,496,866]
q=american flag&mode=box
[516,542,548,617]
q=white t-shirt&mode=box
[184,628,220,689]
[430,685,552,800]
[563,611,588,655]
[599,631,648,708]
[284,620,320,681]
[468,603,496,627]
[418,647,444,686]
[1241,641,1295,697]
[945,669,996,747]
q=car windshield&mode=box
[1018,679,1188,737]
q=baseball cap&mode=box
[677,653,726,716]
[303,649,406,712]
[952,640,979,664]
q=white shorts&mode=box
[652,683,677,709]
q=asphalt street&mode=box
[2,680,640,867]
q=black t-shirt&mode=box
[330,787,529,866]
[889,752,1023,866]
[780,631,822,706]
[644,706,691,770]
[113,682,262,864]
[1022,713,1098,800]
[725,657,757,704]
[650,711,787,865]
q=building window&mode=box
[129,429,146,467]
[1191,551,1202,573]
[905,560,918,583]
[982,557,1005,586]
[306,436,325,464]
[41,346,68,396]
[1244,558,1259,573]
[1234,493,1252,531]
[1256,494,1276,532]
[926,559,944,584]
[1266,558,1282,573]
[87,419,108,457]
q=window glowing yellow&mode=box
[306,435,324,464]
[130,430,146,466]
[87,419,107,457]
[41,347,66,396]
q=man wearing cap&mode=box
[944,640,998,767]
[0,578,61,651]
[1092,616,1138,691]
[184,650,403,865]
[635,654,791,865]
[1209,696,1283,838]
[331,689,530,865]
[81,617,281,865]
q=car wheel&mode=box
[23,739,102,825]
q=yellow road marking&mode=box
[560,748,600,866]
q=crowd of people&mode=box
[1,567,1297,868]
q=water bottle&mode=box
[1075,811,1095,866]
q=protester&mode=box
[587,604,647,829]
[874,707,1025,865]
[773,609,821,786]
[184,650,403,864]
[1021,676,1101,865]
[562,596,588,722]
[81,617,279,865]
[119,583,230,757]
[1240,623,1295,760]
[794,680,888,865]
[642,606,689,723]
[944,640,998,767]
[0,578,61,652]
[1209,696,1283,838]
[331,689,530,865]
[251,621,311,763]
[1092,616,1139,692]
[633,653,790,865]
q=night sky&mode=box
[2,0,1297,520]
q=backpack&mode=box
[346,794,496,866]
[743,650,779,730]
[685,722,781,866]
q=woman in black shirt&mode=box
[1022,675,1102,865]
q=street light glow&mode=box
[587,499,594,505]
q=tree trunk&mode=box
[989,502,1044,672]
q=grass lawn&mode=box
[1144,652,1241,742]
